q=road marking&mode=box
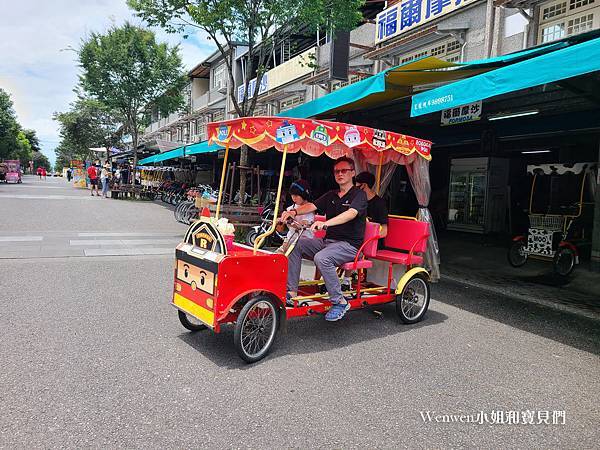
[0,236,43,242]
[18,186,65,189]
[70,238,180,246]
[84,247,174,257]
[78,232,182,237]
[0,194,93,200]
[121,239,180,246]
[70,239,126,246]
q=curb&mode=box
[440,274,600,322]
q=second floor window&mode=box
[538,0,598,43]
[213,64,227,90]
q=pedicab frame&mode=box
[173,116,440,362]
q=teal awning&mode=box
[139,147,184,165]
[185,140,221,155]
[410,36,600,117]
[138,140,220,165]
[281,41,568,120]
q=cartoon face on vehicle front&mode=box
[176,260,215,295]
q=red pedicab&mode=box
[5,160,22,183]
[172,117,440,363]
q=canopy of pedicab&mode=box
[207,117,432,166]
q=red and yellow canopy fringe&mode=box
[208,117,432,165]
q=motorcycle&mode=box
[245,203,287,248]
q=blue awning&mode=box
[280,41,568,119]
[185,140,221,155]
[410,36,600,117]
[139,147,184,165]
[139,140,220,165]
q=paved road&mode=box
[1,176,599,448]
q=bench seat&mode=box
[372,250,423,266]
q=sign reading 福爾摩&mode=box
[237,73,269,103]
[376,0,478,44]
[441,101,482,125]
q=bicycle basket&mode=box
[528,215,565,231]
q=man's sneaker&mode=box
[325,302,351,321]
[285,292,295,307]
[340,283,351,293]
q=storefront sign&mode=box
[237,73,269,103]
[376,0,478,44]
[441,101,482,126]
[236,47,315,104]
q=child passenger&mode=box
[275,180,314,254]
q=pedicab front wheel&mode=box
[234,296,280,363]
[178,310,207,332]
[507,240,528,267]
[396,273,430,324]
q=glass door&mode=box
[448,171,468,226]
[467,172,487,227]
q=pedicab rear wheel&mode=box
[178,310,207,332]
[396,274,430,324]
[234,296,279,363]
[553,247,576,277]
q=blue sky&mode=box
[0,0,216,166]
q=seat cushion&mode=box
[341,259,373,270]
[373,250,423,265]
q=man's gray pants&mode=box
[287,237,357,304]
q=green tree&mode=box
[54,98,124,163]
[128,0,364,199]
[0,88,20,160]
[23,129,42,153]
[78,23,186,173]
[13,130,33,166]
[31,151,51,172]
[54,142,75,173]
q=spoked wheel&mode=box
[396,274,430,324]
[245,229,262,247]
[507,240,528,268]
[553,247,576,277]
[234,297,280,363]
[185,206,199,224]
[178,310,207,332]
[174,202,184,221]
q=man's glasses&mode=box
[333,168,354,175]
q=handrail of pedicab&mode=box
[215,144,230,220]
[407,233,430,267]
[347,234,382,269]
[254,145,288,254]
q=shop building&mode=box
[137,0,600,268]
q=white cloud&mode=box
[0,0,215,165]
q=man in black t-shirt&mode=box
[281,157,367,321]
[341,171,389,290]
[354,171,389,241]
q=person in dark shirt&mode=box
[341,171,389,290]
[354,171,389,240]
[280,156,367,321]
